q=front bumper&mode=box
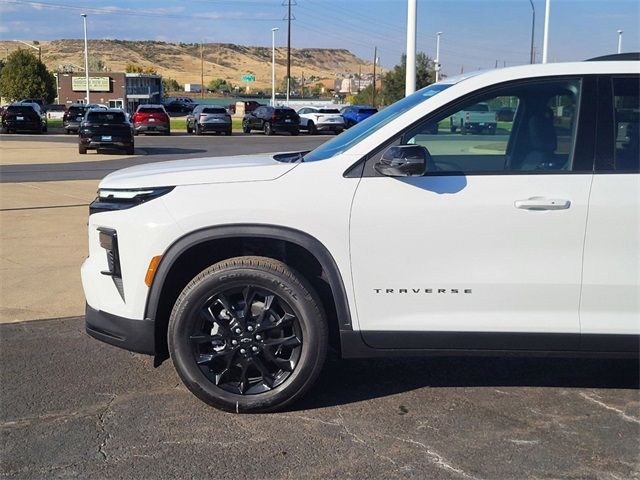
[85,304,155,354]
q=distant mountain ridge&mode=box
[0,39,375,90]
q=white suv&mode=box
[82,56,639,412]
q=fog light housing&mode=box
[98,227,124,300]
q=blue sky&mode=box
[1,0,638,75]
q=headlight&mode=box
[89,186,174,215]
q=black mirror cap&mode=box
[375,145,428,177]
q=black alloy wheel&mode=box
[307,121,317,135]
[263,121,273,136]
[169,256,327,413]
[242,120,251,133]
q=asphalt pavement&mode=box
[1,131,639,479]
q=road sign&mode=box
[241,74,256,82]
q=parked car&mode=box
[186,105,232,135]
[164,100,195,116]
[63,104,107,134]
[81,55,639,414]
[450,102,497,134]
[297,106,345,134]
[78,109,134,155]
[496,107,515,122]
[242,106,300,135]
[1,103,47,133]
[132,104,170,136]
[46,104,66,120]
[340,105,378,127]
[19,98,46,111]
[227,100,263,115]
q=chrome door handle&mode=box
[514,197,571,210]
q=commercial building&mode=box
[56,72,163,112]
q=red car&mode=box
[132,104,171,135]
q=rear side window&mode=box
[275,109,294,114]
[202,107,227,114]
[613,77,639,172]
[68,107,86,115]
[86,112,126,123]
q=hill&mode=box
[0,40,376,91]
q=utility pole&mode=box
[81,13,90,104]
[371,46,377,107]
[271,27,279,106]
[435,32,443,82]
[405,0,417,96]
[284,0,295,105]
[617,30,623,53]
[200,42,204,99]
[542,0,551,64]
[528,0,535,64]
[358,65,362,92]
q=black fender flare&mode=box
[144,224,353,331]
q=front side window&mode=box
[613,77,639,172]
[403,79,582,173]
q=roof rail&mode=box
[586,52,640,61]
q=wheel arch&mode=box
[146,224,353,365]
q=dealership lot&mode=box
[1,134,639,479]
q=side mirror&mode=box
[374,145,428,177]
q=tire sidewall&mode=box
[169,261,326,413]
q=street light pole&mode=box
[542,0,550,64]
[435,32,443,82]
[617,30,623,54]
[528,0,535,64]
[405,0,417,96]
[271,27,279,106]
[81,13,90,104]
[14,40,41,63]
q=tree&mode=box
[125,62,157,75]
[381,52,435,105]
[162,77,181,94]
[0,49,56,103]
[88,55,108,72]
[349,84,374,106]
[207,78,232,93]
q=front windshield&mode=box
[303,83,452,162]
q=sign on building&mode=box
[72,76,111,92]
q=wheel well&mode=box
[152,236,341,365]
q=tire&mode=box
[263,121,273,136]
[307,122,317,135]
[450,126,457,133]
[78,145,87,154]
[195,124,202,135]
[334,129,343,135]
[242,120,251,134]
[187,126,192,134]
[42,126,47,133]
[134,129,139,136]
[65,129,70,135]
[226,129,232,136]
[290,128,299,136]
[165,129,171,136]
[168,256,328,413]
[1,126,7,134]
[125,146,135,155]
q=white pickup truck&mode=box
[82,56,639,413]
[450,102,497,134]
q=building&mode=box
[56,72,163,112]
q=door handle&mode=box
[514,197,571,210]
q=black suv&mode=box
[1,103,47,133]
[242,106,300,135]
[78,109,134,155]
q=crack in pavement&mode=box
[579,392,640,425]
[96,393,118,462]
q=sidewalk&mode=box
[0,139,104,323]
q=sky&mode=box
[1,0,639,75]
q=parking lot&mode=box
[1,133,639,479]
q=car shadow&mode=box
[135,147,208,156]
[293,353,639,411]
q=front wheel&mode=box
[168,256,328,413]
[242,120,251,133]
[307,122,317,135]
[263,121,273,136]
[78,145,87,154]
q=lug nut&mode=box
[235,328,242,334]
[247,326,254,332]
[252,346,258,352]
[240,348,246,354]
[255,335,262,341]
[231,340,238,345]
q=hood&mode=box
[99,153,299,189]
